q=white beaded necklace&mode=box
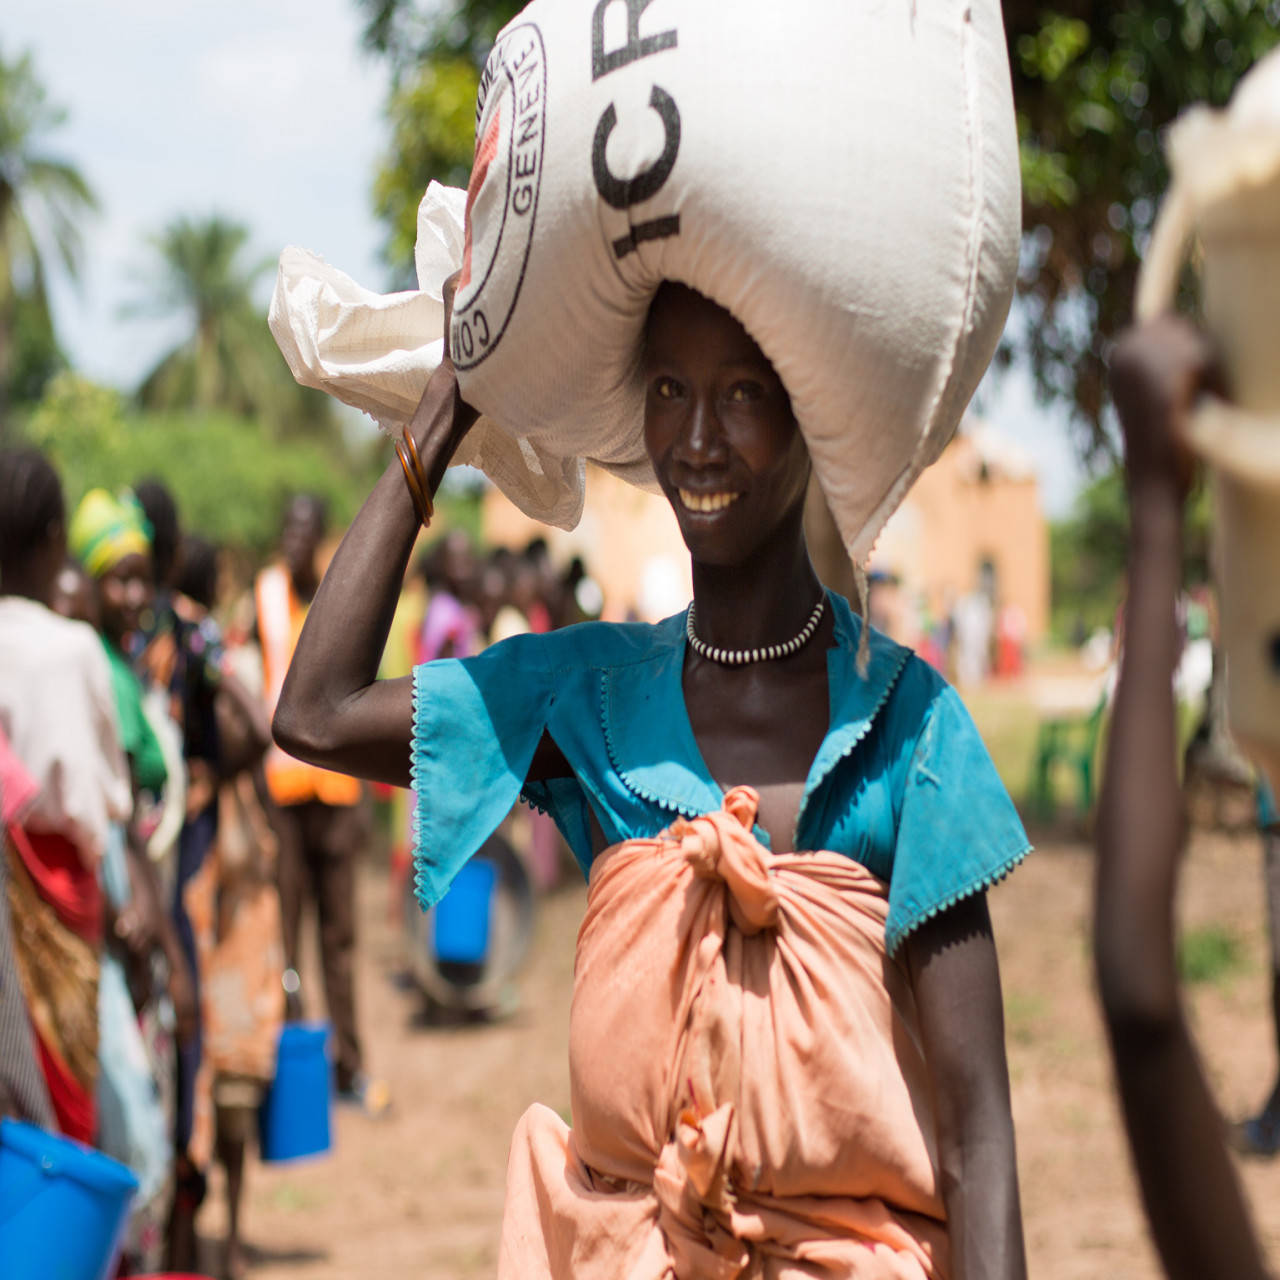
[686,594,826,666]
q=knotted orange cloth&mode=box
[501,786,949,1279]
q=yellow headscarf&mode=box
[69,489,151,578]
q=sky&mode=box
[8,0,388,388]
[7,0,1090,516]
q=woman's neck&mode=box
[688,507,824,652]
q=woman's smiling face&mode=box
[642,283,810,567]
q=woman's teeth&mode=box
[679,490,741,513]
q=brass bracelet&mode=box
[400,425,434,520]
[396,439,433,527]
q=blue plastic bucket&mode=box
[432,857,497,964]
[258,1022,332,1163]
[0,1118,138,1280]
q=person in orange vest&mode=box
[256,495,387,1115]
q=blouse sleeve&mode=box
[411,633,557,909]
[885,682,1031,955]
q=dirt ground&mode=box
[194,821,1280,1279]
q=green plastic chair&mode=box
[1028,693,1109,822]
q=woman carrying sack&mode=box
[269,3,1028,1272]
[272,278,1029,1279]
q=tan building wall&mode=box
[870,422,1050,646]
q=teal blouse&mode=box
[411,590,1029,955]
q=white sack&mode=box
[271,0,1020,559]
[1135,46,1280,798]
[270,187,587,529]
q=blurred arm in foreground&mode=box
[1095,315,1269,1280]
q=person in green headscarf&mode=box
[69,489,167,795]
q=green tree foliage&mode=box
[22,373,379,557]
[1049,464,1211,638]
[375,56,486,273]
[359,0,520,281]
[362,0,1280,461]
[8,288,66,406]
[130,213,334,434]
[1006,0,1280,458]
[0,47,95,423]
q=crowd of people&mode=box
[0,443,602,1277]
[380,532,604,900]
[0,448,300,1276]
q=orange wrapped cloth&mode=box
[501,787,949,1279]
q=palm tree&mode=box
[132,214,332,433]
[0,47,96,427]
[133,215,265,411]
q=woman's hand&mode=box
[406,270,480,481]
[1109,315,1220,502]
[272,272,480,788]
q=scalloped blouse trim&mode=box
[884,840,1033,957]
[601,665,705,823]
[798,644,913,820]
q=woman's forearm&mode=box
[935,1120,1024,1280]
[1094,486,1185,1023]
[1095,317,1204,1027]
[272,361,476,786]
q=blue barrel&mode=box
[0,1118,138,1280]
[432,857,497,964]
[258,1022,332,1163]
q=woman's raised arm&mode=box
[1095,316,1269,1280]
[271,356,478,788]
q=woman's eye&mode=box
[727,383,762,404]
[654,376,681,400]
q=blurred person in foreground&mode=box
[417,530,481,664]
[0,723,56,1130]
[65,493,197,1036]
[0,452,135,1148]
[68,489,199,1270]
[179,533,283,1280]
[1096,314,1270,1279]
[255,494,386,1114]
[130,478,222,1264]
[52,556,176,1273]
